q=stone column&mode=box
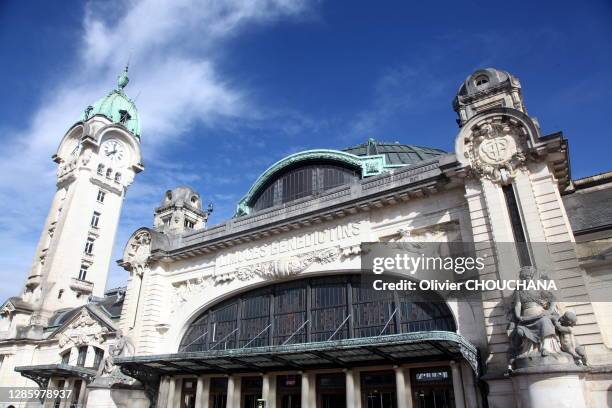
[43,378,58,408]
[262,374,276,408]
[157,376,169,407]
[58,379,72,408]
[301,372,316,408]
[166,376,177,408]
[84,345,95,367]
[195,376,210,408]
[227,375,241,408]
[394,367,413,408]
[460,361,479,408]
[68,346,78,365]
[450,361,466,408]
[346,369,361,408]
[76,379,87,407]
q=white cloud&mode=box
[0,0,314,301]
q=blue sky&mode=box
[0,0,611,300]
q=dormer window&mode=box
[118,109,131,125]
[475,75,489,89]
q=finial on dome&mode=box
[117,64,130,90]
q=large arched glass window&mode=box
[179,275,455,352]
[251,162,359,212]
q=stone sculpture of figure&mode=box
[99,329,134,376]
[554,311,587,365]
[507,266,560,368]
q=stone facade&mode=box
[1,68,611,408]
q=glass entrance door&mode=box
[280,394,301,408]
[320,393,346,408]
[411,367,455,408]
[365,391,395,408]
[277,375,301,408]
[361,371,396,408]
[317,373,346,408]
[242,376,263,408]
[413,389,454,408]
[210,377,228,408]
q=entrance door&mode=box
[242,376,263,408]
[317,373,346,408]
[277,375,301,408]
[411,367,455,408]
[361,371,396,408]
[210,377,228,408]
[181,378,197,408]
[280,393,301,408]
[365,391,395,408]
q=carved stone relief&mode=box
[57,309,108,347]
[170,244,361,313]
[123,230,152,276]
[463,120,528,184]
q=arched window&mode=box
[114,172,121,182]
[251,162,359,212]
[97,164,104,175]
[179,275,455,352]
[106,168,112,178]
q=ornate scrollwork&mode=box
[123,230,152,276]
[21,371,50,390]
[119,364,160,408]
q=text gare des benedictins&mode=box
[371,254,486,275]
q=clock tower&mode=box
[20,67,143,332]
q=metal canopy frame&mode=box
[15,363,98,385]
[116,331,479,377]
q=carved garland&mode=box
[170,245,361,313]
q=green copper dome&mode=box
[82,66,141,138]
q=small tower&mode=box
[154,187,211,234]
[17,67,144,330]
[453,68,526,127]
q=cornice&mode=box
[150,155,462,262]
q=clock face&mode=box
[101,139,128,165]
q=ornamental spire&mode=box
[117,64,130,90]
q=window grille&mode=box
[179,275,455,352]
[251,163,358,211]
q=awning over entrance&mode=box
[115,331,479,378]
[15,363,97,388]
